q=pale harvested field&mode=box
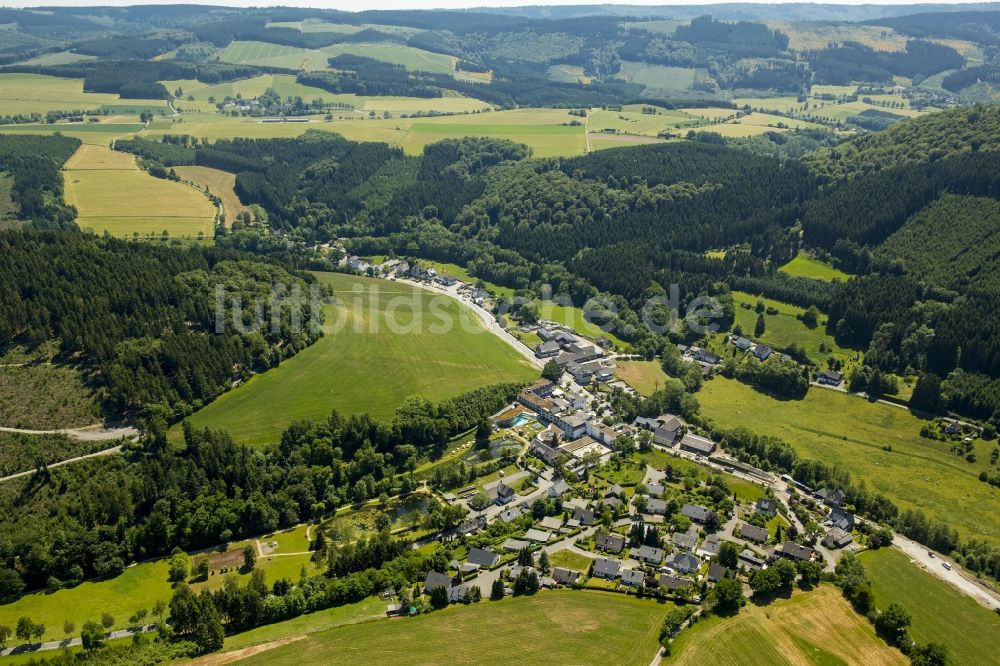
[174,165,248,225]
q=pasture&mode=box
[0,122,143,145]
[619,61,699,92]
[669,586,906,665]
[0,73,166,117]
[219,40,455,74]
[173,165,248,225]
[859,547,1000,665]
[235,590,666,665]
[0,538,314,643]
[732,96,803,114]
[588,107,704,136]
[175,272,537,446]
[142,108,588,157]
[616,360,671,395]
[778,251,852,281]
[62,145,216,238]
[698,377,1000,545]
[730,290,854,365]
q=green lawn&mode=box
[616,360,670,395]
[778,252,852,282]
[859,547,1000,664]
[549,549,595,572]
[699,377,1000,545]
[669,586,906,665]
[237,590,666,665]
[175,272,537,446]
[730,291,856,365]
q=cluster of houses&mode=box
[634,414,717,457]
[532,324,614,385]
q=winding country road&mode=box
[0,423,139,441]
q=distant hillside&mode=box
[803,104,1000,180]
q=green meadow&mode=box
[778,251,852,281]
[860,547,1000,665]
[219,40,455,74]
[236,590,666,665]
[176,272,537,446]
[698,377,1000,545]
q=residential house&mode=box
[501,538,530,552]
[816,487,846,507]
[467,547,500,568]
[681,503,716,525]
[595,533,626,553]
[524,528,552,544]
[666,552,700,574]
[658,574,691,592]
[602,497,625,511]
[620,568,645,587]
[692,348,721,365]
[653,426,678,447]
[632,545,665,564]
[535,340,562,358]
[672,531,698,552]
[490,480,516,506]
[644,483,665,498]
[696,535,721,559]
[497,505,526,523]
[459,563,480,575]
[424,571,453,593]
[454,516,486,538]
[738,549,766,572]
[449,584,472,603]
[753,344,772,361]
[739,523,769,544]
[552,567,582,585]
[733,336,753,352]
[540,516,564,531]
[536,326,556,341]
[679,433,716,457]
[816,370,843,386]
[755,498,777,517]
[586,420,620,447]
[573,507,595,526]
[645,498,668,516]
[824,527,853,549]
[438,275,458,287]
[593,558,621,580]
[827,507,855,532]
[778,541,816,561]
[707,563,735,583]
[540,474,568,496]
[604,484,625,500]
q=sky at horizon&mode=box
[3,0,995,9]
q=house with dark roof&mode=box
[644,483,665,498]
[816,488,846,506]
[573,507,595,526]
[620,568,645,587]
[816,370,844,386]
[535,340,562,358]
[755,498,777,517]
[653,426,678,447]
[778,541,816,561]
[497,505,526,523]
[828,507,855,532]
[753,344,772,361]
[632,545,665,564]
[707,562,735,583]
[738,549,766,572]
[489,480,516,506]
[645,498,668,516]
[666,552,700,574]
[549,479,571,498]
[658,574,691,592]
[424,571,453,593]
[672,531,698,551]
[681,503,715,524]
[679,433,716,457]
[696,535,722,558]
[739,523,769,543]
[824,527,853,549]
[467,547,499,568]
[733,336,753,351]
[552,567,582,585]
[604,484,625,499]
[501,538,530,552]
[595,533,626,553]
[593,558,621,579]
[692,348,721,365]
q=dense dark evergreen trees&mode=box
[0,135,80,230]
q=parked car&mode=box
[942,562,952,570]
[928,551,935,558]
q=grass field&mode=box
[698,377,1000,545]
[770,21,909,52]
[62,144,216,238]
[730,290,855,365]
[0,73,164,117]
[620,61,699,93]
[859,547,1000,664]
[163,74,490,114]
[236,590,666,665]
[173,165,248,225]
[616,360,670,395]
[588,106,704,137]
[548,549,595,572]
[535,299,629,348]
[778,252,852,281]
[141,109,587,157]
[669,586,906,665]
[0,122,143,146]
[732,96,803,114]
[219,40,455,74]
[175,272,537,446]
[15,51,97,66]
[0,542,315,643]
[0,364,100,430]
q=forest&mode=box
[0,232,324,423]
[0,135,81,230]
